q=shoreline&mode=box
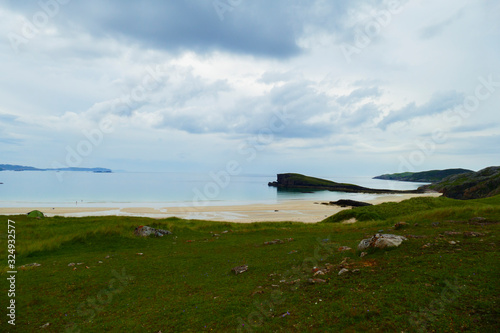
[0,192,441,223]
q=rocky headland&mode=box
[268,173,426,194]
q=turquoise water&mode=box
[0,171,428,207]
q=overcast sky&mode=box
[1,0,499,176]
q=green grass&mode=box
[321,195,500,223]
[1,196,499,332]
[280,173,356,187]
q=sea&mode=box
[0,171,429,208]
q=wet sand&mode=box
[0,193,441,223]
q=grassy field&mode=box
[1,196,499,332]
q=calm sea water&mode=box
[0,171,428,208]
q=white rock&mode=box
[358,234,408,251]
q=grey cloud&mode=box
[4,0,302,58]
[379,90,465,129]
[155,80,340,140]
[337,87,381,105]
[420,8,464,39]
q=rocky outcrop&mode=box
[328,200,373,207]
[419,166,500,199]
[269,173,425,194]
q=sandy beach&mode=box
[0,193,441,223]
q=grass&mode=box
[0,195,499,332]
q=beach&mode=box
[0,192,441,223]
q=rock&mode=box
[329,199,373,207]
[285,279,301,285]
[232,265,248,275]
[134,226,172,237]
[20,263,41,269]
[338,268,349,275]
[358,234,408,251]
[464,231,486,238]
[264,239,284,245]
[394,222,408,230]
[264,238,293,245]
[313,270,326,276]
[338,246,352,252]
[339,257,350,267]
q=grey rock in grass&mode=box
[134,226,172,237]
[232,265,248,275]
[357,234,408,251]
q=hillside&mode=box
[268,173,425,194]
[1,195,498,332]
[419,166,500,200]
[373,168,473,183]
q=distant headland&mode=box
[373,168,473,183]
[268,173,426,194]
[0,164,112,173]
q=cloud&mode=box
[420,8,464,39]
[3,0,304,58]
[378,90,465,130]
[337,87,381,105]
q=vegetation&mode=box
[421,166,500,199]
[269,173,423,194]
[373,168,473,183]
[1,195,499,332]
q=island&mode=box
[373,168,473,183]
[268,173,426,194]
[0,164,112,173]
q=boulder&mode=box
[134,226,172,237]
[358,234,408,251]
[232,265,249,275]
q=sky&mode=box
[0,0,499,177]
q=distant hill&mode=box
[268,173,425,194]
[0,164,112,173]
[419,166,500,199]
[373,168,473,183]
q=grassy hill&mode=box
[373,168,473,183]
[420,166,500,199]
[1,196,499,332]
